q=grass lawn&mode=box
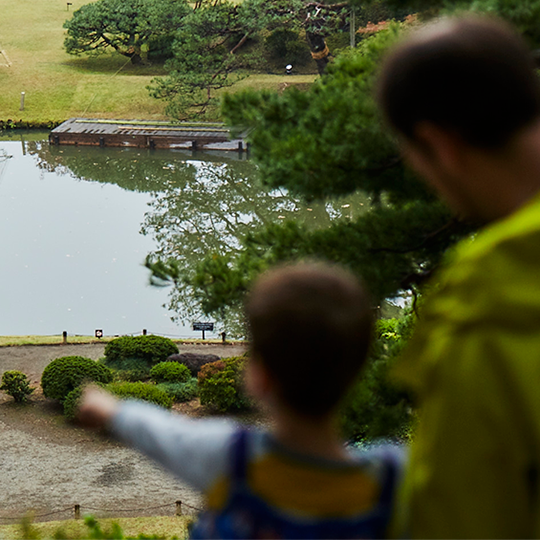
[0,515,193,540]
[0,335,237,346]
[0,0,317,123]
[0,335,112,346]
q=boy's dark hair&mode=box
[377,16,540,149]
[245,262,372,418]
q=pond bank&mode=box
[0,341,247,523]
[0,342,247,384]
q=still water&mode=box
[0,133,365,338]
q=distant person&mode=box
[377,15,540,538]
[78,262,403,539]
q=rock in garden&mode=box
[167,353,220,376]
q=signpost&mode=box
[95,329,103,339]
[193,322,214,340]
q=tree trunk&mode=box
[306,32,330,75]
[130,53,142,65]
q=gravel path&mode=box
[0,342,246,522]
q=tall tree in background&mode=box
[148,27,473,317]
[148,0,390,118]
[64,0,190,64]
[150,0,540,317]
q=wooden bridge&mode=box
[49,118,247,152]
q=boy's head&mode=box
[245,262,372,418]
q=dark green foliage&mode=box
[0,370,35,403]
[41,356,113,402]
[63,386,84,420]
[0,119,62,131]
[168,27,474,319]
[340,315,415,441]
[148,1,249,119]
[148,0,355,118]
[197,360,227,384]
[150,362,191,383]
[105,357,152,382]
[63,0,190,64]
[21,516,179,540]
[106,381,173,408]
[104,335,178,367]
[198,357,250,412]
[157,378,199,402]
[359,0,540,51]
[265,28,311,65]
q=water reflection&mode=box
[0,134,366,337]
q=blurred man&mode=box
[377,16,540,538]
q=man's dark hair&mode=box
[377,16,540,148]
[245,262,372,418]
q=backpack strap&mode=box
[378,453,398,510]
[231,429,249,484]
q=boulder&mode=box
[167,352,220,376]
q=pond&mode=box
[0,132,366,339]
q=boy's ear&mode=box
[245,358,274,401]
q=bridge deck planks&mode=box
[50,118,246,152]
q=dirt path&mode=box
[0,342,246,522]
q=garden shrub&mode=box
[106,381,173,409]
[0,370,34,402]
[105,357,152,382]
[50,513,187,539]
[198,357,250,412]
[167,352,220,376]
[157,378,199,403]
[104,335,178,367]
[340,314,416,442]
[150,362,191,384]
[63,386,84,420]
[41,356,113,402]
[197,360,226,385]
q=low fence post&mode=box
[62,331,67,344]
[74,504,81,519]
[175,500,182,516]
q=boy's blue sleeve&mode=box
[110,400,236,492]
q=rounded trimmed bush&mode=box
[0,370,35,403]
[157,378,199,403]
[198,357,250,412]
[104,335,179,366]
[150,362,191,384]
[106,381,173,409]
[106,357,152,382]
[41,356,113,402]
[197,360,226,385]
[63,386,83,420]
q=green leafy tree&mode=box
[148,1,250,118]
[63,0,190,64]
[162,27,474,318]
[148,0,402,118]
[144,24,470,439]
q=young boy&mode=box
[79,262,402,539]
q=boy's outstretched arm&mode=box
[78,385,121,429]
[76,385,234,493]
